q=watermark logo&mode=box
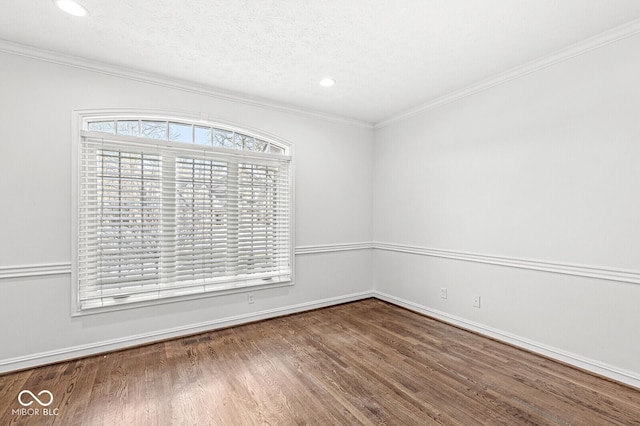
[12,390,58,417]
[18,390,54,407]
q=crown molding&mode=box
[5,14,640,132]
[375,17,640,129]
[0,39,373,129]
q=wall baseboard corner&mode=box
[0,291,374,374]
[372,290,640,390]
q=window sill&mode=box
[72,277,293,317]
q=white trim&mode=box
[374,242,640,285]
[4,288,638,390]
[0,291,373,374]
[70,282,296,317]
[295,242,373,255]
[373,291,640,390]
[72,109,296,315]
[0,263,71,279]
[5,241,639,286]
[0,243,373,281]
[375,17,640,128]
[3,17,640,131]
[0,39,373,129]
[71,110,81,314]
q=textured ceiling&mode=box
[2,1,640,124]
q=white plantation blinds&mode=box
[77,121,292,312]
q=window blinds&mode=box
[77,133,291,311]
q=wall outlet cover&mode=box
[473,295,481,308]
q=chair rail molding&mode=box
[373,242,640,285]
[0,263,72,279]
[295,242,373,255]
[0,243,374,280]
[3,243,638,285]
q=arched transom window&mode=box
[86,118,287,155]
[73,112,293,313]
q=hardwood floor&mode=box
[1,298,639,425]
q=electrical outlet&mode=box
[248,293,255,304]
[440,288,447,299]
[473,295,481,308]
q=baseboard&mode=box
[373,291,640,390]
[5,289,639,391]
[0,291,374,374]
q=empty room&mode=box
[1,1,639,424]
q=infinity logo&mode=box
[18,390,53,407]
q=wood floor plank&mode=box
[1,298,639,425]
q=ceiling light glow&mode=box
[319,78,335,87]
[54,0,88,17]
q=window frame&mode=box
[71,109,295,316]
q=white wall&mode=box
[373,33,640,386]
[2,31,639,389]
[0,51,373,371]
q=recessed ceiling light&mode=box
[53,0,88,17]
[319,78,335,87]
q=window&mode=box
[73,113,293,313]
